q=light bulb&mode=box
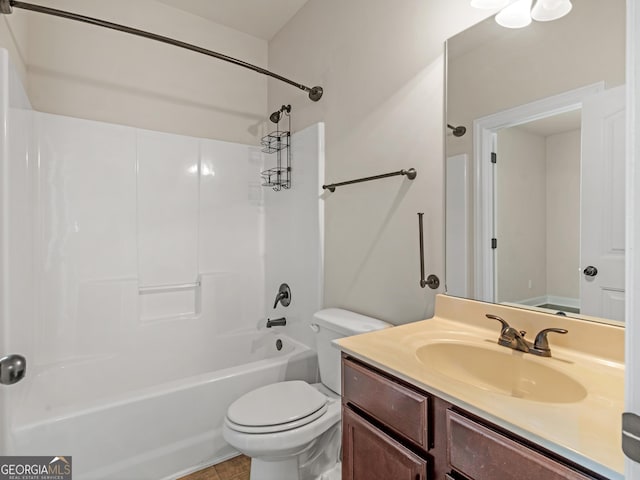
[495,0,532,28]
[470,0,510,8]
[531,0,572,21]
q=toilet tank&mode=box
[312,308,392,394]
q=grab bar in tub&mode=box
[138,281,200,294]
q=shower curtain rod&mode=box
[0,0,324,102]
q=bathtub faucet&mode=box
[266,317,287,328]
[273,283,291,309]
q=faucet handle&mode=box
[485,314,510,332]
[532,328,568,356]
[273,283,291,309]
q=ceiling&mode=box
[156,0,311,40]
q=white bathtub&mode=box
[10,331,317,480]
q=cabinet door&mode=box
[447,410,595,480]
[343,358,431,450]
[343,407,428,480]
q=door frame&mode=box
[625,0,640,477]
[472,82,605,302]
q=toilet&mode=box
[223,308,391,480]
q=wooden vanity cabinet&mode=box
[342,356,435,480]
[341,355,607,480]
[343,407,428,480]
[446,410,594,480]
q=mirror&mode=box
[445,0,626,324]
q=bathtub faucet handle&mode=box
[273,283,291,309]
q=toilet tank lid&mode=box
[313,308,392,336]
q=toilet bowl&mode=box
[223,382,341,479]
[222,308,391,480]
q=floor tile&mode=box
[177,464,220,480]
[214,455,251,479]
[178,455,250,480]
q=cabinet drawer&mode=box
[343,406,428,480]
[342,357,430,449]
[447,410,594,480]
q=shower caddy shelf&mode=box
[260,108,291,191]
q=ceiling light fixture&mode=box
[472,0,572,29]
[531,0,573,21]
[496,0,532,28]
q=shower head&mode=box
[447,124,467,137]
[269,104,292,124]
[269,111,282,123]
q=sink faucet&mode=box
[485,314,567,357]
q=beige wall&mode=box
[446,0,625,158]
[546,129,581,300]
[267,0,493,323]
[495,126,581,305]
[2,0,269,144]
[496,128,547,303]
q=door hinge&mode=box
[491,152,497,164]
[491,238,497,249]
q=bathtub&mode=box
[10,331,317,480]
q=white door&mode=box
[580,85,626,321]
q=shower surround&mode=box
[0,49,324,479]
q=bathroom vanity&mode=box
[342,356,604,480]
[337,295,624,480]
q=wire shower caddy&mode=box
[260,106,291,191]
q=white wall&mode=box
[0,10,27,83]
[496,128,547,303]
[265,123,325,348]
[267,0,494,323]
[0,49,33,453]
[3,0,269,144]
[546,129,581,300]
[30,112,266,368]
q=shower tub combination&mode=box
[11,331,317,480]
[0,4,325,477]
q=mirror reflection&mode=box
[445,0,625,324]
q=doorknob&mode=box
[583,266,598,277]
[0,354,26,385]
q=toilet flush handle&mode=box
[309,324,320,333]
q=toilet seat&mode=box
[226,404,328,434]
[226,381,328,434]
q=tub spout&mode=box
[266,317,287,328]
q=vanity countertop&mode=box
[336,294,625,480]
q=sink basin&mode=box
[416,342,588,403]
